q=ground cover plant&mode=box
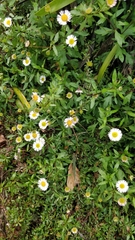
[0,0,135,239]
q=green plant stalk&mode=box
[36,0,75,16]
[97,43,119,83]
[13,87,30,110]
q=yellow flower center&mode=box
[107,0,115,4]
[119,183,125,189]
[65,186,70,192]
[85,192,90,197]
[36,143,41,148]
[42,122,47,127]
[72,228,78,234]
[16,137,22,143]
[32,133,37,138]
[112,132,118,138]
[6,20,11,26]
[67,120,73,126]
[119,198,126,204]
[122,156,128,161]
[69,39,75,45]
[32,95,38,101]
[41,77,45,82]
[17,124,22,130]
[32,112,37,117]
[61,14,68,22]
[25,59,30,64]
[41,181,46,187]
[12,54,16,60]
[73,117,77,122]
[26,135,30,139]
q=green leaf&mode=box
[98,169,107,180]
[90,97,95,109]
[108,118,120,122]
[112,69,117,85]
[13,87,30,110]
[97,43,119,83]
[132,198,135,208]
[95,27,113,36]
[115,30,125,47]
[123,92,132,105]
[53,45,58,56]
[54,32,59,43]
[129,125,135,132]
[36,0,75,16]
[127,111,135,117]
[98,181,107,186]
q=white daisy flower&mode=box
[31,131,40,140]
[3,17,12,27]
[71,227,78,234]
[106,0,117,8]
[29,111,39,120]
[41,94,45,101]
[25,40,30,47]
[16,136,22,143]
[14,153,18,160]
[40,75,46,84]
[57,10,71,25]
[69,110,75,116]
[39,119,49,130]
[84,192,91,198]
[108,128,122,141]
[33,139,43,151]
[17,124,23,131]
[24,133,32,142]
[23,57,31,66]
[65,186,71,192]
[64,117,75,128]
[121,155,128,163]
[11,54,17,60]
[75,89,83,94]
[38,178,49,191]
[66,92,73,99]
[118,197,127,206]
[31,92,41,103]
[72,116,79,124]
[38,137,45,146]
[116,180,129,193]
[66,35,77,48]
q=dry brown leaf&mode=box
[0,135,6,148]
[67,163,80,190]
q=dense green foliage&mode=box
[0,0,135,239]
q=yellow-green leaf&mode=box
[13,87,30,110]
[36,0,75,16]
[97,43,119,83]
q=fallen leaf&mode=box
[0,135,6,148]
[67,163,80,190]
